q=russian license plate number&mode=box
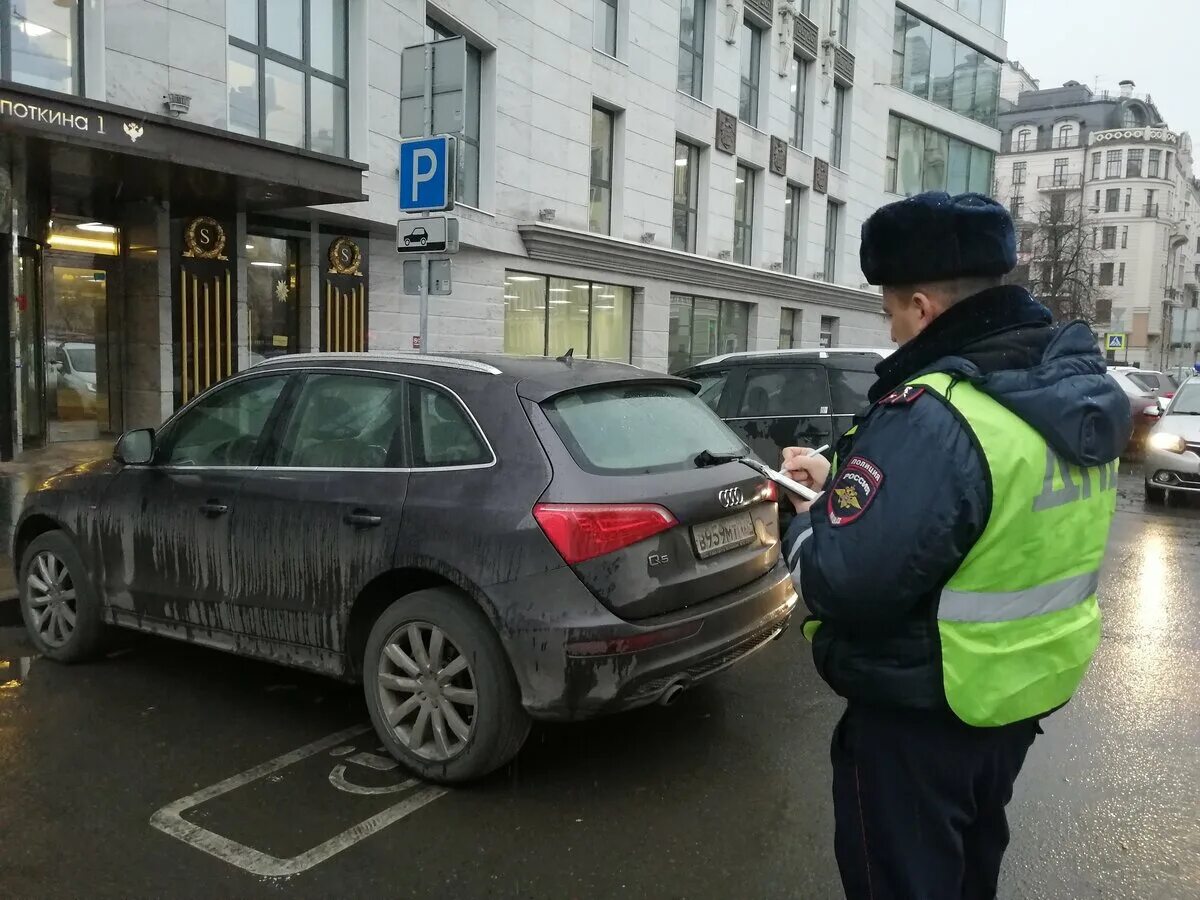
[692,512,756,559]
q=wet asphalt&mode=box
[0,472,1197,899]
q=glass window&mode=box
[952,43,979,120]
[409,383,491,468]
[923,127,949,193]
[503,272,632,362]
[968,145,992,193]
[1052,157,1068,182]
[693,371,729,411]
[1119,262,1126,286]
[1102,226,1117,250]
[889,114,992,198]
[901,15,932,99]
[594,0,618,55]
[974,57,999,126]
[1056,124,1075,148]
[891,8,906,88]
[1013,128,1031,152]
[824,204,841,283]
[719,299,749,355]
[791,55,809,148]
[545,384,743,475]
[1049,194,1066,219]
[1010,195,1023,219]
[162,376,287,467]
[673,139,700,253]
[245,235,300,365]
[1106,150,1122,178]
[929,27,956,108]
[590,106,615,234]
[828,367,876,414]
[833,0,850,43]
[228,0,349,155]
[738,368,827,417]
[503,273,547,357]
[980,0,1004,33]
[734,164,755,265]
[1091,152,1101,180]
[947,139,971,193]
[831,85,847,169]
[1149,149,1162,178]
[898,117,924,196]
[590,283,633,361]
[9,0,80,93]
[959,0,983,23]
[885,116,900,193]
[779,308,800,349]
[668,295,751,371]
[1106,189,1120,212]
[547,278,591,359]
[1127,149,1144,179]
[277,374,405,468]
[1122,226,1129,248]
[739,20,761,126]
[783,185,804,275]
[1012,162,1027,185]
[820,315,838,348]
[677,0,706,98]
[1099,263,1115,286]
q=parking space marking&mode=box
[149,725,448,878]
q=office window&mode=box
[1122,226,1129,249]
[677,0,706,98]
[589,106,614,234]
[1102,226,1117,250]
[1012,162,1026,186]
[1127,149,1144,179]
[1091,152,1101,180]
[6,0,80,94]
[1149,149,1162,178]
[831,0,850,44]
[1014,128,1032,151]
[824,201,842,282]
[1010,195,1023,218]
[887,115,993,197]
[228,0,349,156]
[831,85,847,169]
[672,139,700,253]
[783,184,805,275]
[819,315,839,348]
[504,273,633,362]
[1099,263,1115,286]
[739,20,762,126]
[668,295,751,372]
[594,0,618,56]
[1118,262,1126,286]
[779,308,801,349]
[791,55,809,148]
[425,18,482,205]
[891,8,998,126]
[1106,150,1122,178]
[733,164,755,265]
[1105,189,1120,212]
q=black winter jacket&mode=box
[781,285,1132,714]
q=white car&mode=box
[49,342,98,417]
[1143,379,1200,503]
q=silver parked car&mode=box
[1143,378,1200,503]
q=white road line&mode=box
[149,725,448,877]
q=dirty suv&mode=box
[14,353,796,782]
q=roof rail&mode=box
[253,352,503,375]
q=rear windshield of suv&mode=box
[1127,372,1170,393]
[545,384,745,474]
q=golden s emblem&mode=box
[182,216,228,260]
[328,237,363,276]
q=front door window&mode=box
[160,375,288,467]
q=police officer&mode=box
[780,192,1132,899]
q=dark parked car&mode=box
[678,348,888,467]
[14,353,795,782]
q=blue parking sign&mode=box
[398,135,456,213]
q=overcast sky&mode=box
[1004,0,1200,168]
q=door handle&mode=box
[199,502,229,517]
[344,512,383,528]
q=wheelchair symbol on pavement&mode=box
[328,743,416,796]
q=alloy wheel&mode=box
[25,550,77,649]
[377,622,478,761]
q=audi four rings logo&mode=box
[718,487,744,508]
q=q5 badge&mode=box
[828,456,883,526]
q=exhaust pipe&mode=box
[659,679,689,706]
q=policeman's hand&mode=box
[781,447,831,514]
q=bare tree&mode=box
[1007,192,1111,326]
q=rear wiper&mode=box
[694,449,742,468]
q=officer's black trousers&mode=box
[831,704,1039,900]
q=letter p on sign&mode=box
[399,136,455,213]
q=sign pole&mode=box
[418,42,434,355]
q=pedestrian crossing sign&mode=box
[1106,333,1126,351]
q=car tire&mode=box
[1145,481,1166,505]
[19,531,107,663]
[363,587,530,784]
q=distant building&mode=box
[999,60,1039,107]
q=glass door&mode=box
[43,260,112,442]
[15,239,45,446]
[245,235,300,364]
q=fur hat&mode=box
[859,192,1017,286]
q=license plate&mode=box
[692,512,757,559]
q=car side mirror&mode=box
[114,429,155,465]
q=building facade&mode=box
[0,0,1006,457]
[994,79,1200,370]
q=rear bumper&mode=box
[489,562,797,721]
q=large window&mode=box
[779,308,801,349]
[950,0,1003,34]
[1105,189,1120,212]
[1106,150,1122,179]
[1091,152,1101,180]
[668,295,750,372]
[733,164,755,265]
[824,202,841,283]
[892,8,999,127]
[1012,162,1027,186]
[791,54,809,148]
[594,0,618,56]
[831,85,847,169]
[1127,149,1144,179]
[503,273,632,362]
[590,106,615,234]
[673,139,700,252]
[1102,226,1117,250]
[677,0,706,98]
[886,115,993,197]
[228,0,349,156]
[6,0,79,93]
[245,234,300,365]
[783,184,805,275]
[831,0,850,43]
[739,19,761,126]
[1149,149,1162,178]
[426,18,482,206]
[1099,263,1115,286]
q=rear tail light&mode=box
[533,503,678,565]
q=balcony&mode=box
[1038,173,1083,191]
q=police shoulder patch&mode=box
[879,385,925,406]
[827,455,884,526]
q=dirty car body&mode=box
[14,353,795,777]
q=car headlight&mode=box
[1149,432,1186,453]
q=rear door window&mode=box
[275,373,405,468]
[545,383,744,474]
[735,367,829,417]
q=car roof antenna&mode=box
[556,347,574,365]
